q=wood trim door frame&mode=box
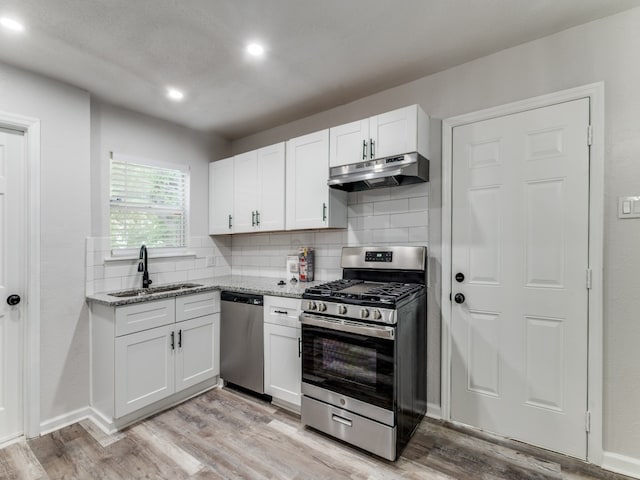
[440,83,604,464]
[0,110,41,439]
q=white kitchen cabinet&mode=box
[263,296,302,409]
[233,143,285,233]
[90,291,220,429]
[209,157,235,234]
[256,142,286,231]
[286,129,347,230]
[233,150,258,233]
[175,314,220,392]
[329,104,430,167]
[115,323,176,417]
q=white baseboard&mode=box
[426,402,442,420]
[39,407,91,436]
[602,451,640,479]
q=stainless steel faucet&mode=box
[138,244,152,288]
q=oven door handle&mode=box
[300,313,395,340]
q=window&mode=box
[110,154,189,251]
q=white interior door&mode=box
[450,98,590,459]
[0,130,25,443]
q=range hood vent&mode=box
[327,152,429,192]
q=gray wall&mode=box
[0,61,91,421]
[90,100,229,238]
[230,8,640,458]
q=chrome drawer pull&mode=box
[332,414,352,427]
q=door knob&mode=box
[7,294,21,306]
[454,293,465,304]
[455,272,465,283]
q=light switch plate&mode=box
[618,196,640,218]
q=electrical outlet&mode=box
[206,256,215,267]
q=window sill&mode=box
[103,251,198,263]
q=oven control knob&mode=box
[317,302,327,312]
[360,308,370,319]
[338,304,347,315]
[306,301,317,311]
[373,309,382,320]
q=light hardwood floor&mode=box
[0,387,633,479]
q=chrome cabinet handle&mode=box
[362,140,367,160]
[322,203,327,222]
[369,139,375,158]
[256,210,260,226]
[251,211,256,227]
[228,214,232,229]
[178,329,182,348]
[170,331,175,350]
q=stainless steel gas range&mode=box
[300,246,427,461]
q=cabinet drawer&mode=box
[264,295,302,329]
[176,291,219,322]
[115,299,175,337]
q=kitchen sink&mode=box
[108,283,203,298]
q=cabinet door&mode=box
[286,130,330,230]
[329,119,369,167]
[115,324,175,418]
[256,142,285,232]
[264,323,301,406]
[233,150,259,233]
[209,157,234,234]
[369,105,418,159]
[175,314,220,391]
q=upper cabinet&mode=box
[329,105,429,167]
[286,130,347,230]
[209,157,234,235]
[233,143,285,233]
[210,144,286,235]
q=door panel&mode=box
[257,142,285,231]
[175,315,219,391]
[451,98,590,459]
[209,158,234,234]
[233,150,258,233]
[0,131,24,442]
[329,119,369,167]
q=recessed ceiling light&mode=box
[0,17,25,32]
[166,88,184,101]
[246,43,265,56]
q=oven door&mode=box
[300,313,395,411]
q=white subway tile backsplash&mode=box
[363,214,390,230]
[409,196,428,211]
[389,211,428,228]
[373,199,409,215]
[389,183,429,200]
[348,203,374,217]
[358,188,391,203]
[409,226,428,242]
[315,231,344,245]
[87,186,430,292]
[372,228,409,243]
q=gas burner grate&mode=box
[304,279,363,296]
[360,283,424,303]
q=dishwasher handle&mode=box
[220,291,264,306]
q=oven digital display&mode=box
[365,251,393,262]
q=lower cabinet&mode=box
[263,295,302,408]
[114,314,220,418]
[90,291,221,426]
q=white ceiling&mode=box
[1,0,639,139]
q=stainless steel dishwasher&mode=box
[220,291,265,394]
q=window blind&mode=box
[110,156,189,250]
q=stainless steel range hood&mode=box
[327,152,429,192]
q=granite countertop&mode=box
[86,275,326,306]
